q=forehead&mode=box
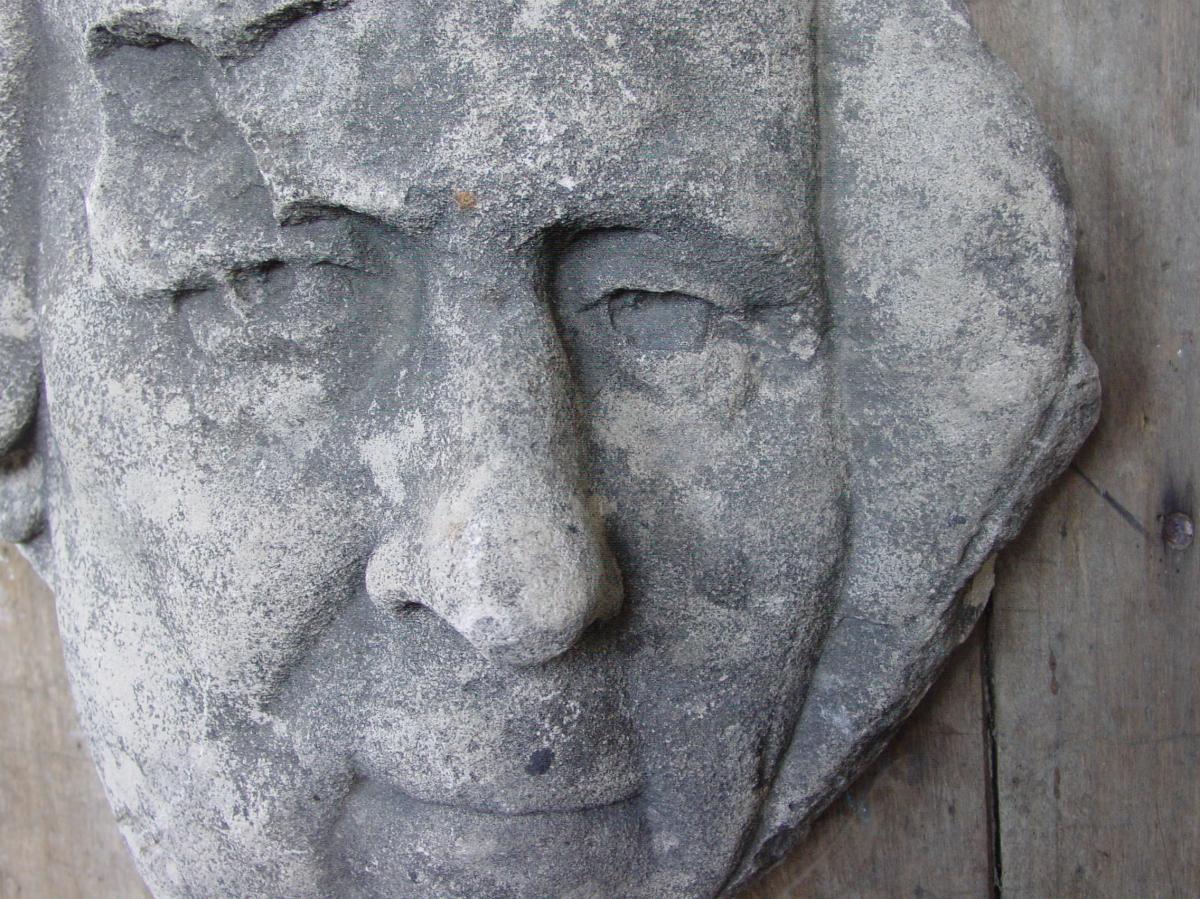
[191,0,819,249]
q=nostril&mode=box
[364,534,422,613]
[395,599,423,620]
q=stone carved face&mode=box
[0,1,1098,897]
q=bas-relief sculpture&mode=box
[0,0,1099,896]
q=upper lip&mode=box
[350,769,643,818]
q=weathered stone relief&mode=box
[0,0,1099,896]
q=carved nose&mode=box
[368,458,622,667]
[365,249,622,666]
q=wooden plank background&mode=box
[969,2,1200,896]
[1,1,1197,896]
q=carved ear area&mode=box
[735,0,1099,887]
[0,432,44,544]
[0,334,42,544]
[0,0,44,543]
[0,336,37,449]
[86,36,279,295]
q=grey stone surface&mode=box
[0,0,1098,896]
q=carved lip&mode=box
[392,786,642,818]
[352,772,643,819]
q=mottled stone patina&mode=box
[0,1,1098,896]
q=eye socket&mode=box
[226,259,292,313]
[602,289,714,354]
[178,259,355,363]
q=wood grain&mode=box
[962,2,1200,896]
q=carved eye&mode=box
[604,289,713,353]
[179,259,354,362]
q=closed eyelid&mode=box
[208,230,376,283]
[275,223,374,269]
[573,274,823,328]
[278,241,373,272]
[555,230,822,315]
[579,283,729,314]
[105,225,391,305]
[564,255,750,313]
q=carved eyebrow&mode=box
[87,0,350,60]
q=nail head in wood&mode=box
[1163,512,1195,551]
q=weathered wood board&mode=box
[0,1,1197,897]
[965,1,1200,896]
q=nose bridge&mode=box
[433,247,573,453]
[366,239,623,667]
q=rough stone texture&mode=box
[0,0,1097,897]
